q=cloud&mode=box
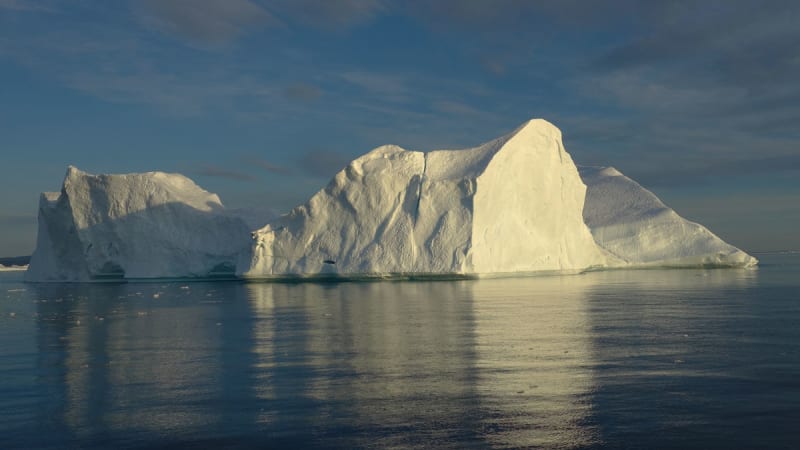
[296,150,351,178]
[137,0,277,46]
[268,0,387,30]
[545,1,800,188]
[194,165,256,181]
[339,71,411,102]
[400,0,633,31]
[242,156,292,175]
[283,82,322,102]
[588,2,800,104]
[430,100,480,116]
[0,0,57,12]
[577,69,748,113]
[636,153,800,188]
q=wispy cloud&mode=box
[0,0,57,13]
[194,165,256,181]
[430,99,480,116]
[634,153,800,188]
[136,0,278,47]
[283,82,322,102]
[296,150,351,178]
[339,71,412,103]
[268,0,387,30]
[242,156,292,175]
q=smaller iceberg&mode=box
[26,166,254,281]
[579,166,757,268]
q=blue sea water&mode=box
[1,254,798,449]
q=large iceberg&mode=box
[579,166,757,268]
[25,119,756,282]
[241,119,613,278]
[26,166,253,281]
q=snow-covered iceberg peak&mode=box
[579,166,757,268]
[241,119,613,278]
[26,166,252,281]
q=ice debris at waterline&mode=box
[25,119,756,282]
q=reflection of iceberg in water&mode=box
[469,268,756,447]
[246,282,483,447]
[30,282,252,443]
[245,278,608,447]
[470,276,599,448]
[19,266,760,447]
[581,267,760,447]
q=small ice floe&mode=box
[6,288,25,293]
[8,312,16,318]
[152,292,161,299]
[180,285,190,290]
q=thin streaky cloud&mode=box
[296,150,351,179]
[0,0,57,12]
[136,0,278,46]
[283,83,323,102]
[242,156,292,175]
[268,0,387,30]
[194,165,256,181]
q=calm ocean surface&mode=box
[1,254,798,449]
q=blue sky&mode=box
[1,0,798,256]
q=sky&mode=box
[1,0,798,256]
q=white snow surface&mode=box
[241,119,612,278]
[579,166,757,268]
[26,166,253,281]
[0,264,28,271]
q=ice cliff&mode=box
[25,119,756,282]
[26,167,252,281]
[241,119,612,278]
[579,166,757,268]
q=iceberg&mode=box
[26,166,253,281]
[240,119,612,278]
[25,118,756,282]
[579,166,757,268]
